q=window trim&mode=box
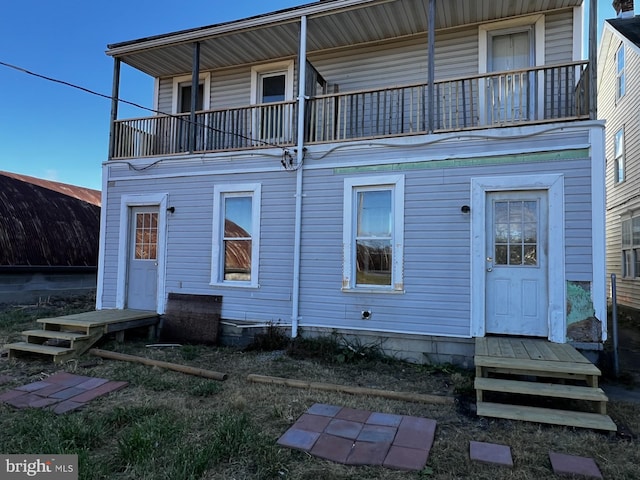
[614,127,625,184]
[250,60,295,105]
[171,73,211,114]
[211,183,261,288]
[616,43,626,101]
[342,175,404,293]
[621,215,640,279]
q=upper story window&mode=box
[211,183,261,287]
[614,127,625,183]
[621,217,640,278]
[342,175,404,292]
[616,44,626,101]
[172,73,211,114]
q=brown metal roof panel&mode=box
[0,174,100,268]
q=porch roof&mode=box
[106,0,583,78]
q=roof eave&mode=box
[106,0,381,57]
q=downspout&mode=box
[427,0,435,133]
[189,42,201,153]
[291,15,307,338]
[588,0,597,119]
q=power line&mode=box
[0,60,287,151]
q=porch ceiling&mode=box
[107,0,583,78]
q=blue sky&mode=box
[0,0,635,190]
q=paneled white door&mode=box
[126,207,159,311]
[485,191,548,336]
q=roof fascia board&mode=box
[106,0,384,57]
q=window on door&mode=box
[488,28,534,122]
[171,73,211,114]
[134,212,158,260]
[178,82,204,113]
[493,200,538,266]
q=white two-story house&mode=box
[98,0,605,364]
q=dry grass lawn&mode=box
[0,297,639,479]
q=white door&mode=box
[488,29,533,123]
[258,71,288,143]
[126,207,159,311]
[485,191,548,337]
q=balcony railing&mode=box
[112,100,297,159]
[111,61,588,159]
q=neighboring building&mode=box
[0,171,101,304]
[99,0,605,363]
[598,1,640,312]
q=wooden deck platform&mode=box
[475,337,616,432]
[6,309,158,363]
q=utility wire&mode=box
[0,60,287,151]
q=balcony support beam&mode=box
[427,0,435,133]
[108,57,121,160]
[291,15,308,338]
[588,0,597,119]
[189,42,201,153]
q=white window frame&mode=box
[478,15,545,124]
[250,60,295,105]
[614,127,625,183]
[211,183,261,288]
[616,43,626,101]
[172,73,211,114]
[621,216,640,279]
[342,175,405,293]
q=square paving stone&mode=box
[69,381,128,403]
[75,377,110,390]
[293,413,333,433]
[347,441,392,466]
[16,381,52,392]
[45,373,91,387]
[51,400,85,415]
[310,433,354,464]
[307,403,342,417]
[325,418,363,440]
[367,412,403,427]
[277,428,321,451]
[357,424,397,443]
[383,445,429,471]
[470,441,513,467]
[394,416,437,451]
[336,407,371,423]
[0,389,28,402]
[549,451,603,479]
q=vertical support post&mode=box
[189,42,201,153]
[427,0,436,133]
[108,57,121,160]
[588,0,597,119]
[611,274,619,377]
[291,15,307,338]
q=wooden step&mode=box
[475,355,601,377]
[7,342,75,363]
[22,330,90,342]
[474,377,608,402]
[477,402,617,431]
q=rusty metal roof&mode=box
[0,172,101,268]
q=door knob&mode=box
[486,267,493,272]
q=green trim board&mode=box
[334,148,589,175]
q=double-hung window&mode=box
[211,184,261,287]
[343,175,404,291]
[616,43,626,101]
[622,217,640,279]
[614,127,625,183]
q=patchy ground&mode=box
[0,297,639,479]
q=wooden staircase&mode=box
[474,337,616,432]
[6,310,158,363]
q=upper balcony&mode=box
[107,0,591,160]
